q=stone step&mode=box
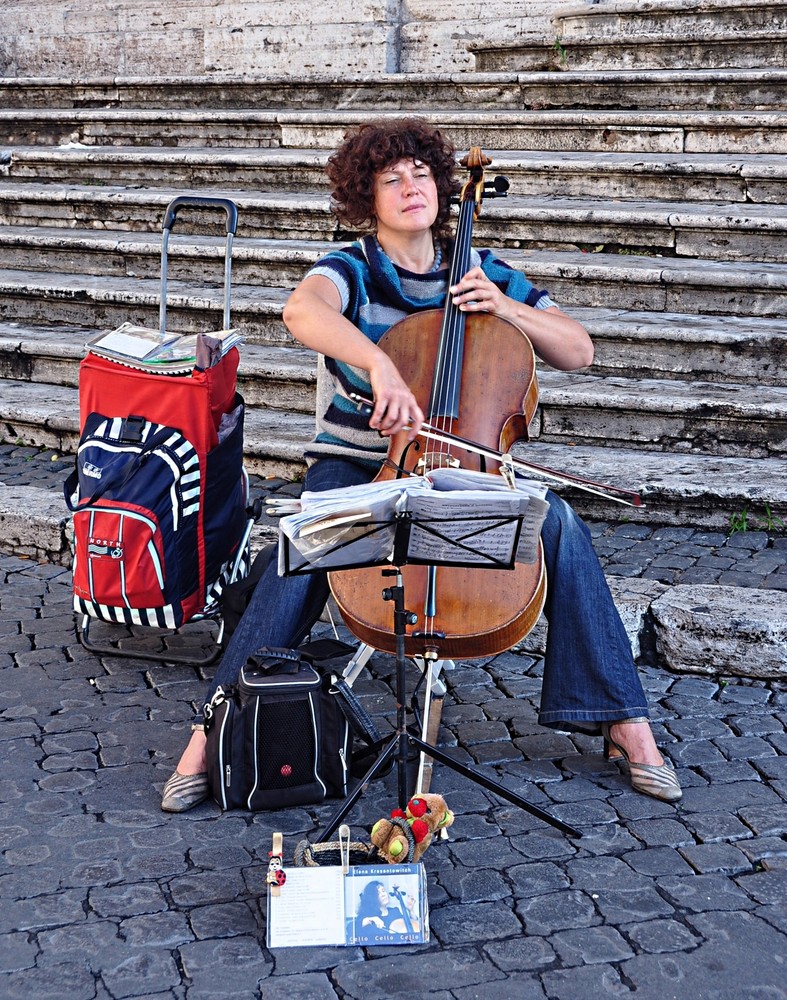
[557,0,784,40]
[4,108,787,156]
[554,0,787,72]
[2,264,785,387]
[6,144,787,203]
[550,32,787,75]
[2,341,784,460]
[0,379,311,481]
[473,1,787,73]
[2,260,786,387]
[2,228,785,322]
[0,267,291,345]
[3,227,787,322]
[1,70,786,113]
[0,226,785,321]
[536,371,787,460]
[2,379,784,531]
[1,182,785,262]
[0,321,317,411]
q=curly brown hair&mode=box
[326,117,459,241]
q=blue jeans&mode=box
[199,459,648,730]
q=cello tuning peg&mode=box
[484,175,510,196]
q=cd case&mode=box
[267,863,429,948]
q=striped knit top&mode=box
[304,234,555,468]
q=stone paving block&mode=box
[730,711,785,735]
[678,777,783,813]
[679,841,753,874]
[469,740,525,765]
[570,824,641,856]
[550,925,634,966]
[608,790,678,822]
[515,889,599,935]
[658,873,756,913]
[178,936,271,993]
[736,835,787,865]
[637,910,787,1000]
[753,755,787,780]
[622,846,695,877]
[482,936,556,972]
[511,831,578,861]
[626,817,696,848]
[0,930,36,974]
[260,974,344,1000]
[436,866,511,903]
[189,900,261,939]
[592,885,676,924]
[430,899,523,943]
[565,854,649,890]
[454,976,548,1000]
[668,738,726,766]
[1,961,97,1000]
[540,963,631,1000]
[269,944,363,975]
[684,810,753,844]
[332,950,504,999]
[734,868,787,906]
[623,917,701,955]
[119,909,194,948]
[507,861,570,897]
[547,799,621,829]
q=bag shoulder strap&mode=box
[330,676,382,748]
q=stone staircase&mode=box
[0,0,786,574]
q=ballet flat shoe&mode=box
[161,770,209,812]
[601,718,682,803]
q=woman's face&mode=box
[373,158,439,241]
[376,883,390,907]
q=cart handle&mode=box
[159,196,239,336]
[162,195,239,236]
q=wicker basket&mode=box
[293,837,378,868]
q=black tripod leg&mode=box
[407,734,582,839]
[314,734,401,842]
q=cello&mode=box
[329,148,547,660]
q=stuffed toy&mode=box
[371,793,454,863]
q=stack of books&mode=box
[86,322,243,374]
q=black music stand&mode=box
[281,506,582,843]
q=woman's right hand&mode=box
[367,354,424,441]
[362,916,385,928]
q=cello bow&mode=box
[349,393,643,508]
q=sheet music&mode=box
[277,479,420,573]
[277,471,550,572]
[402,490,548,566]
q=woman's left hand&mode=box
[450,267,511,320]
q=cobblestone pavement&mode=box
[1,444,786,999]
[2,546,786,1000]
[6,443,786,588]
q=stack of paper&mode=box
[86,322,243,374]
[278,469,550,574]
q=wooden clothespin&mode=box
[500,453,517,490]
[266,831,286,896]
[338,824,351,875]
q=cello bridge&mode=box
[415,453,461,474]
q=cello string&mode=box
[431,189,473,462]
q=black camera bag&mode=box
[204,641,379,811]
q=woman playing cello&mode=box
[161,117,681,812]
